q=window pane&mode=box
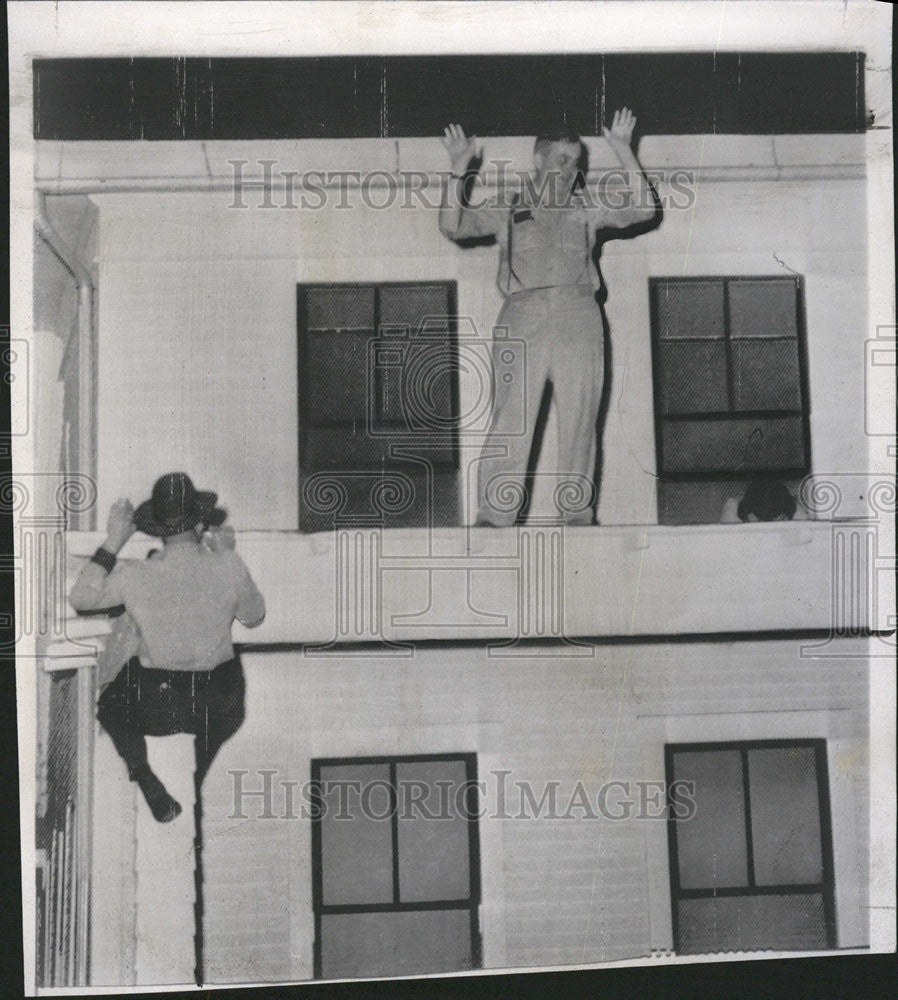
[378,339,455,427]
[299,282,460,531]
[657,479,745,526]
[749,747,823,886]
[302,430,457,474]
[303,331,373,422]
[677,893,827,954]
[658,341,729,414]
[655,281,725,340]
[379,285,451,329]
[660,416,807,473]
[671,750,748,889]
[319,763,393,906]
[732,340,802,410]
[396,760,471,903]
[302,430,402,470]
[729,280,798,339]
[299,465,459,532]
[657,478,802,526]
[298,464,459,532]
[321,909,473,979]
[306,286,374,330]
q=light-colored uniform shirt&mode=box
[443,185,647,295]
[71,544,265,672]
[96,611,142,687]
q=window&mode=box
[297,283,460,532]
[311,754,482,979]
[665,740,836,954]
[649,277,810,524]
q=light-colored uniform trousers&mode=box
[477,283,604,526]
[445,192,605,525]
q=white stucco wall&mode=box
[53,133,868,529]
[195,638,869,982]
[40,132,881,985]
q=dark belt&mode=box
[131,654,241,678]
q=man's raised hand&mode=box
[203,524,236,553]
[602,107,637,150]
[441,124,480,174]
[105,498,135,552]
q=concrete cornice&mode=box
[35,135,866,193]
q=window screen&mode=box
[312,754,481,979]
[650,277,810,524]
[298,283,460,532]
[665,740,836,955]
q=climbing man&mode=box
[70,472,265,822]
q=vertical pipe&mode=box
[36,853,46,988]
[76,666,95,985]
[53,820,65,983]
[64,799,76,986]
[34,192,98,984]
[193,774,204,987]
[46,828,57,985]
[78,280,96,532]
[33,193,96,530]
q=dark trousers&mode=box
[97,655,246,786]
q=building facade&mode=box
[33,131,888,986]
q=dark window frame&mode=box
[297,280,460,449]
[297,281,462,531]
[648,275,812,483]
[310,752,482,979]
[665,738,837,954]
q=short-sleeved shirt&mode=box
[71,544,265,672]
[446,186,635,296]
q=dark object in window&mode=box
[311,754,482,979]
[665,740,836,955]
[737,479,798,522]
[649,276,811,525]
[297,283,460,532]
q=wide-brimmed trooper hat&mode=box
[133,472,227,537]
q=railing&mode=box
[36,655,97,987]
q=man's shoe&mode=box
[136,769,183,823]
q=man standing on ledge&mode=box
[439,109,658,526]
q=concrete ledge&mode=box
[639,134,777,170]
[773,134,867,167]
[36,141,210,181]
[63,521,878,644]
[36,134,867,191]
[202,138,400,179]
